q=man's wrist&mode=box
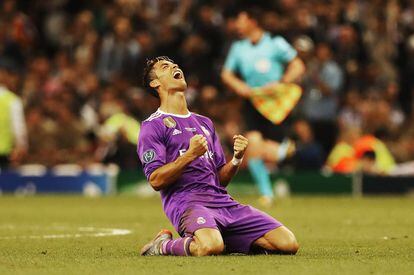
[180,151,197,164]
[231,155,243,166]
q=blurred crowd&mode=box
[0,0,413,173]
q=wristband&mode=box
[231,156,243,166]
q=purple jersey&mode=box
[137,109,238,228]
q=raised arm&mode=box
[149,135,207,191]
[221,43,253,98]
[221,69,252,98]
[281,57,306,83]
[219,135,248,187]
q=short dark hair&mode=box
[242,6,263,24]
[142,56,174,98]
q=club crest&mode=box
[197,217,206,224]
[163,117,177,128]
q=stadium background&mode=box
[1,0,414,173]
[1,1,414,274]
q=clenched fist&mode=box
[233,135,248,159]
[187,134,208,159]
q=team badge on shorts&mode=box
[142,149,156,163]
[163,117,176,128]
[197,217,206,225]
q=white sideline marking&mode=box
[0,227,131,240]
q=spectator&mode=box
[291,119,325,170]
[301,42,344,152]
[98,17,140,82]
[0,0,412,171]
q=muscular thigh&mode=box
[179,205,220,236]
[221,205,282,254]
[253,226,298,253]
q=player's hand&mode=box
[187,134,208,159]
[260,81,281,95]
[233,135,248,159]
[237,85,253,98]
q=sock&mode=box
[277,139,290,162]
[162,236,193,256]
[248,158,274,198]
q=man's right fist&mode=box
[187,134,208,159]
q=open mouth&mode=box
[173,70,183,79]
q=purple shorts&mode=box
[177,204,283,254]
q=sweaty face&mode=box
[152,60,187,92]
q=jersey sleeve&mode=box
[273,36,297,63]
[137,121,166,181]
[223,43,240,73]
[204,118,226,170]
[212,130,226,170]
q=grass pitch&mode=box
[0,195,413,275]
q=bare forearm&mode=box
[221,70,251,98]
[219,161,240,187]
[149,153,195,191]
[281,57,306,83]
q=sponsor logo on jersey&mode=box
[197,217,206,224]
[163,117,176,128]
[200,126,210,136]
[142,149,156,163]
[255,58,271,73]
[179,149,214,160]
[185,127,197,132]
[172,129,182,136]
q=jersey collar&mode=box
[157,108,192,118]
[248,32,270,46]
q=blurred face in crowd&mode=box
[150,60,187,95]
[2,0,16,14]
[137,31,153,52]
[235,12,258,38]
[360,152,378,175]
[26,107,43,127]
[316,43,332,62]
[114,17,131,39]
[294,36,314,60]
[0,68,18,91]
[294,120,313,143]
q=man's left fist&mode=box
[233,135,248,159]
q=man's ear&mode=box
[150,79,160,89]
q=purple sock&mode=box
[161,236,193,256]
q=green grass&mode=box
[0,195,413,275]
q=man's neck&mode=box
[248,28,265,44]
[159,91,189,116]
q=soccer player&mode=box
[138,56,298,256]
[221,7,306,205]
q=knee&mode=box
[277,235,299,255]
[245,131,264,158]
[245,131,263,147]
[196,238,225,256]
